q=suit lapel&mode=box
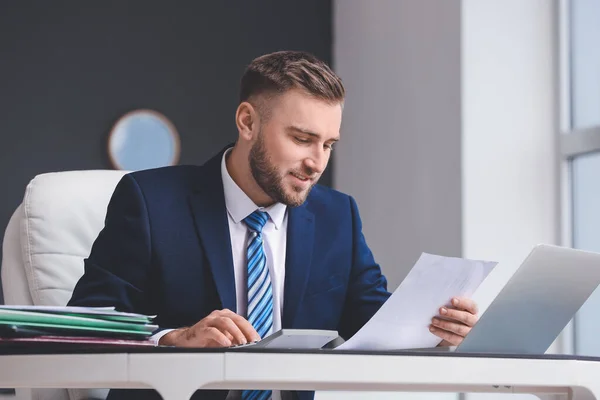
[282,204,315,328]
[188,150,237,313]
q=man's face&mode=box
[249,89,342,207]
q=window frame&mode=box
[558,0,600,355]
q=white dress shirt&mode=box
[153,148,288,400]
[222,148,288,330]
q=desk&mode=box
[1,347,599,400]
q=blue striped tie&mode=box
[242,211,273,400]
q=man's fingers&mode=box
[430,325,464,346]
[450,297,478,315]
[185,326,232,348]
[210,316,248,345]
[204,327,232,347]
[217,309,261,341]
[171,310,259,348]
[439,307,478,327]
[431,318,471,337]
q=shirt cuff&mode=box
[150,328,175,346]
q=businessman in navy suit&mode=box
[69,51,479,400]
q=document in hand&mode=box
[336,253,497,351]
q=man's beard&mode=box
[249,133,316,207]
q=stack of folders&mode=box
[0,305,158,348]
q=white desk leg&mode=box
[153,386,197,400]
[570,386,600,400]
[13,388,32,400]
[534,394,569,400]
[129,353,225,400]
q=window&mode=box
[561,0,600,356]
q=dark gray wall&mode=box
[0,1,333,303]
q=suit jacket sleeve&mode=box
[338,196,391,340]
[68,173,153,314]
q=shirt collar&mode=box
[221,148,287,230]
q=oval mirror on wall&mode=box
[108,109,181,171]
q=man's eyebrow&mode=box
[287,126,340,142]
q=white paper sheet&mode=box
[336,253,497,351]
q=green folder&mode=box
[60,313,153,324]
[0,320,151,338]
[0,306,155,324]
[0,309,157,333]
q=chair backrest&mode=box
[2,170,128,307]
[1,170,128,400]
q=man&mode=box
[69,51,478,400]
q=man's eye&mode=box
[295,137,310,144]
[325,143,335,151]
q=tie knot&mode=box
[243,210,269,233]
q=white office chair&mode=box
[1,170,128,400]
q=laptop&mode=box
[437,244,600,354]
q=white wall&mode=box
[461,0,559,314]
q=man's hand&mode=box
[158,309,261,348]
[430,297,479,346]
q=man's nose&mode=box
[304,149,328,175]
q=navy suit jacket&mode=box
[69,147,391,400]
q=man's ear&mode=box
[235,101,258,142]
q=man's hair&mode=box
[239,51,345,113]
